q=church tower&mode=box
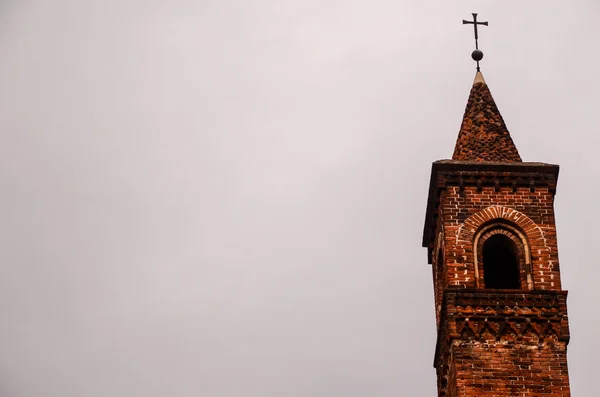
[421,60,572,396]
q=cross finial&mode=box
[463,13,488,71]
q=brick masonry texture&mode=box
[423,73,570,396]
[440,187,560,292]
[452,82,522,162]
[426,177,571,397]
[435,290,570,397]
[450,341,570,397]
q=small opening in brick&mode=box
[482,234,520,289]
[437,250,444,286]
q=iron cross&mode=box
[463,13,488,50]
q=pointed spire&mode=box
[452,72,522,162]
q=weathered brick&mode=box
[423,72,571,397]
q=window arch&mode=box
[474,222,533,290]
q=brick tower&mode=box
[422,71,571,396]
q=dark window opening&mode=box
[482,234,521,289]
[437,250,443,286]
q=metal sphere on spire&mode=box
[463,13,488,71]
[471,49,484,61]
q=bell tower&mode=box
[422,18,572,396]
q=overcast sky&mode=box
[1,1,599,396]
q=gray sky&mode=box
[0,1,599,396]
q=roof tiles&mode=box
[452,72,522,162]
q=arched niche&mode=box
[473,222,533,290]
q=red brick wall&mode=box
[434,186,561,291]
[435,290,571,397]
[430,178,571,396]
[452,341,570,396]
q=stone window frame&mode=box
[473,221,533,290]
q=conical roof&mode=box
[452,72,522,162]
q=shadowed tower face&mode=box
[422,71,572,397]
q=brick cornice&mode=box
[433,289,570,369]
[422,161,560,261]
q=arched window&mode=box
[474,223,532,290]
[482,234,520,289]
